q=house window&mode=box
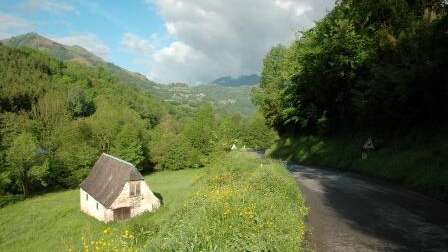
[86,193,88,201]
[96,202,99,210]
[130,182,140,196]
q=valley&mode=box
[1,1,448,251]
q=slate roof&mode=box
[80,153,144,208]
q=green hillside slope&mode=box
[156,83,257,116]
[1,33,158,90]
[0,168,204,251]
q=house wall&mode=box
[80,181,161,223]
[80,189,107,222]
[109,181,161,219]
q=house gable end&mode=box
[80,153,144,207]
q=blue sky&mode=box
[0,0,335,84]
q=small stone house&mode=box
[80,153,160,222]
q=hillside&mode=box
[0,168,204,251]
[212,74,260,87]
[0,152,306,251]
[1,33,158,90]
[0,44,289,251]
[155,83,257,116]
[0,43,276,196]
[1,33,257,116]
[2,33,104,66]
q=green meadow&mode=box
[0,152,307,251]
[0,168,203,251]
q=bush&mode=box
[0,195,24,208]
[163,136,201,170]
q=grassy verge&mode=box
[145,152,307,251]
[0,152,307,251]
[268,131,448,201]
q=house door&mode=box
[113,207,130,221]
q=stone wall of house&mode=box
[81,181,160,222]
[80,189,107,222]
[109,181,161,219]
[132,181,161,216]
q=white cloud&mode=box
[141,0,335,84]
[153,41,191,63]
[52,34,110,60]
[121,33,154,55]
[274,0,294,10]
[22,0,75,14]
[0,12,33,39]
[149,41,221,84]
[165,23,177,35]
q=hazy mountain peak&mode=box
[3,32,58,49]
[212,74,260,87]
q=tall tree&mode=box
[111,123,144,167]
[183,104,217,156]
[6,132,43,197]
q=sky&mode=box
[0,0,335,84]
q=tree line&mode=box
[0,45,276,198]
[253,0,448,136]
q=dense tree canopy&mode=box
[254,0,448,135]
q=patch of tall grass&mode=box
[82,152,308,251]
[148,152,307,251]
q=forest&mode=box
[0,44,276,199]
[254,0,448,200]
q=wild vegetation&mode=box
[254,0,448,200]
[0,152,307,251]
[0,44,276,200]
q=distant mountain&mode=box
[212,74,260,87]
[1,33,257,115]
[1,33,157,90]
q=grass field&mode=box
[0,168,204,251]
[0,152,307,251]
[268,131,448,201]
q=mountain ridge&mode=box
[212,74,260,87]
[1,32,158,90]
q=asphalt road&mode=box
[289,164,448,252]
